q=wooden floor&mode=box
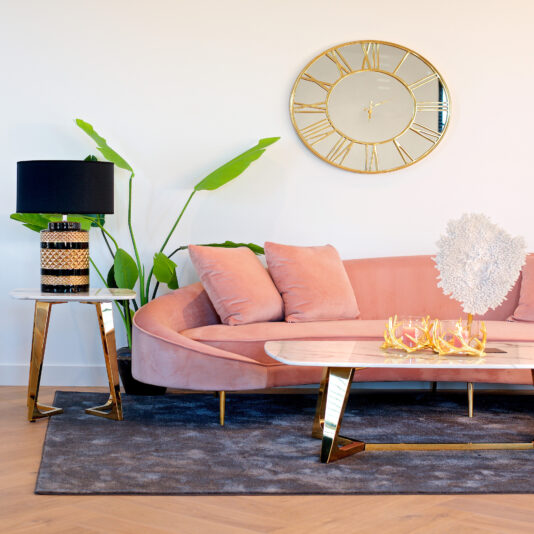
[2,387,534,534]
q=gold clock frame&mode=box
[289,40,451,174]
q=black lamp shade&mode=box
[17,160,114,214]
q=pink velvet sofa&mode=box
[133,255,534,396]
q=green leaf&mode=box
[114,248,138,289]
[75,119,133,172]
[153,252,179,290]
[107,265,118,288]
[11,213,95,232]
[194,137,280,192]
[10,213,51,232]
[194,241,264,255]
[167,270,179,290]
[66,215,92,231]
[84,154,98,161]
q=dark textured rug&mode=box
[36,391,534,495]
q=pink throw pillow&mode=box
[264,242,359,323]
[188,245,284,326]
[513,254,534,321]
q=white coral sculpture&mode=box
[434,213,526,316]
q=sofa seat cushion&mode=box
[181,320,534,367]
[181,320,383,365]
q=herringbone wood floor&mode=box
[2,386,534,533]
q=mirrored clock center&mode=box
[327,71,415,144]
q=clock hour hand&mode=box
[364,100,374,120]
[363,99,389,120]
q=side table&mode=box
[10,288,136,422]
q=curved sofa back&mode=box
[343,255,521,321]
[135,254,523,333]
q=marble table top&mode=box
[10,288,136,302]
[264,340,534,370]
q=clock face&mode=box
[290,41,450,173]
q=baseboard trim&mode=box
[0,363,108,386]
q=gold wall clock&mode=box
[290,41,450,173]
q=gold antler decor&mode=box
[381,316,432,353]
[430,316,487,357]
[382,314,487,357]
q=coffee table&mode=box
[264,340,534,463]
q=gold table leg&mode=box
[319,367,365,463]
[219,391,226,426]
[311,368,329,439]
[467,382,474,418]
[84,302,123,421]
[27,301,64,422]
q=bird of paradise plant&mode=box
[11,119,279,348]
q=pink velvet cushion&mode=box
[264,242,359,322]
[513,254,534,321]
[188,245,284,326]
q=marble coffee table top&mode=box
[265,340,534,370]
[10,288,136,302]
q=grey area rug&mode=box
[36,391,534,495]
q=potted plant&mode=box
[11,119,279,394]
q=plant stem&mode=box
[100,227,115,259]
[86,217,120,251]
[144,190,196,302]
[167,245,189,259]
[127,172,146,307]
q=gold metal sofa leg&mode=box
[467,382,474,418]
[219,391,225,426]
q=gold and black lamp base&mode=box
[40,221,89,293]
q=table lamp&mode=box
[16,160,114,293]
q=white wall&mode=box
[1,0,533,385]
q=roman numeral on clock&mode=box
[416,101,448,112]
[293,101,327,113]
[393,138,414,164]
[301,73,333,92]
[392,51,410,74]
[300,119,335,145]
[326,137,353,165]
[365,144,379,171]
[409,73,439,90]
[409,122,441,144]
[361,42,380,70]
[325,48,353,77]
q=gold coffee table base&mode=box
[313,367,534,463]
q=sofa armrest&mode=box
[134,282,220,333]
[132,285,270,389]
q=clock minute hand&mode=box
[372,100,389,109]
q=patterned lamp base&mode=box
[40,222,89,293]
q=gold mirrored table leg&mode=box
[84,301,123,421]
[27,301,64,422]
[319,367,366,463]
[312,368,329,439]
